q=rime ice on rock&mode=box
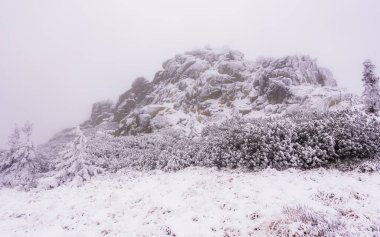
[109,48,352,136]
[82,100,114,127]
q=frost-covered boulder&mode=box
[255,55,337,86]
[114,77,151,122]
[118,113,152,136]
[318,67,337,86]
[267,80,290,104]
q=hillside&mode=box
[3,47,375,188]
[1,48,380,237]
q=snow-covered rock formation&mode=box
[92,47,355,136]
[82,100,114,127]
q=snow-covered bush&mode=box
[19,110,380,190]
[87,130,190,172]
[356,159,380,173]
[81,110,380,173]
[269,203,380,237]
[269,204,344,237]
[0,122,39,189]
[157,137,198,171]
[197,110,380,170]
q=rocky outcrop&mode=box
[82,47,353,136]
[255,55,337,86]
[114,77,151,122]
[82,100,114,127]
[267,80,290,104]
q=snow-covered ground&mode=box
[1,167,379,237]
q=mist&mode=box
[1,0,379,148]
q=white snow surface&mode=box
[1,167,379,237]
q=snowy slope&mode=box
[0,47,373,237]
[1,167,379,237]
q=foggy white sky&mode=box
[1,0,380,148]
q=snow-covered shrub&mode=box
[356,159,380,173]
[84,110,380,173]
[86,130,191,172]
[0,122,40,189]
[270,203,380,237]
[313,190,346,207]
[197,110,380,170]
[20,110,379,189]
[269,204,344,237]
[87,135,159,171]
[157,137,198,171]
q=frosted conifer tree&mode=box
[0,122,38,188]
[54,126,102,186]
[362,60,380,113]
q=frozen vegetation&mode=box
[1,48,380,236]
[2,110,379,190]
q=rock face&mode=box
[82,100,114,127]
[84,47,355,136]
[114,77,151,122]
[254,56,337,87]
